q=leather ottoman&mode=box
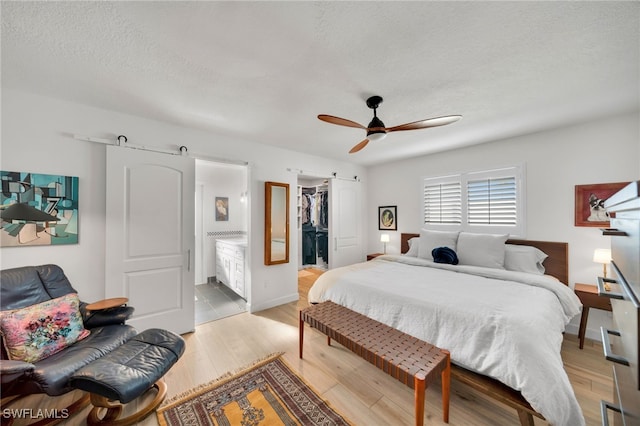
[70,328,185,425]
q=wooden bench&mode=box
[299,301,450,426]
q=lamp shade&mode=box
[380,234,390,243]
[0,203,58,222]
[593,248,611,264]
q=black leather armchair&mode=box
[0,265,137,405]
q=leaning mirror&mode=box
[265,181,290,265]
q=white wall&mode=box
[366,111,639,339]
[0,89,367,313]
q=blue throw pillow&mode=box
[432,247,459,265]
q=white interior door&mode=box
[195,183,205,285]
[106,146,195,334]
[329,178,362,268]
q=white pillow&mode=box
[456,232,509,269]
[417,229,460,261]
[504,244,547,274]
[404,237,419,257]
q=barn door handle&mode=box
[187,249,191,271]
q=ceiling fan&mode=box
[318,96,462,153]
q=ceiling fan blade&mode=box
[349,139,370,154]
[386,115,462,132]
[318,114,366,129]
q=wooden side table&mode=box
[367,253,384,261]
[86,297,129,311]
[574,283,612,349]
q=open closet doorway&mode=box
[298,175,330,270]
[194,160,249,325]
[297,173,362,271]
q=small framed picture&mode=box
[574,182,628,227]
[378,205,397,230]
[215,197,229,221]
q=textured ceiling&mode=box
[2,2,638,166]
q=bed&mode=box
[308,231,584,426]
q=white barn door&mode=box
[329,178,362,268]
[105,146,195,334]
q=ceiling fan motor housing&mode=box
[366,95,386,138]
[367,115,386,138]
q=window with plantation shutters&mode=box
[423,180,461,224]
[423,166,525,237]
[467,177,517,225]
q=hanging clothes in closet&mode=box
[302,224,316,265]
[300,185,329,267]
[301,192,314,226]
[316,230,328,263]
[316,191,328,228]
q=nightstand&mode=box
[367,253,384,261]
[574,283,612,349]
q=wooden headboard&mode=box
[400,233,569,285]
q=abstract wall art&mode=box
[0,171,79,246]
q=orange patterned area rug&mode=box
[157,353,352,426]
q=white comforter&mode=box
[308,255,584,426]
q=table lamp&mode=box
[593,248,612,279]
[380,234,390,254]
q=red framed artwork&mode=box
[574,182,629,227]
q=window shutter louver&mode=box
[424,181,461,224]
[467,177,517,225]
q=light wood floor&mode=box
[8,268,613,425]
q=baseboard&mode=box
[565,323,602,344]
[565,323,577,335]
[249,293,299,313]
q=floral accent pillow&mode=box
[0,293,90,363]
